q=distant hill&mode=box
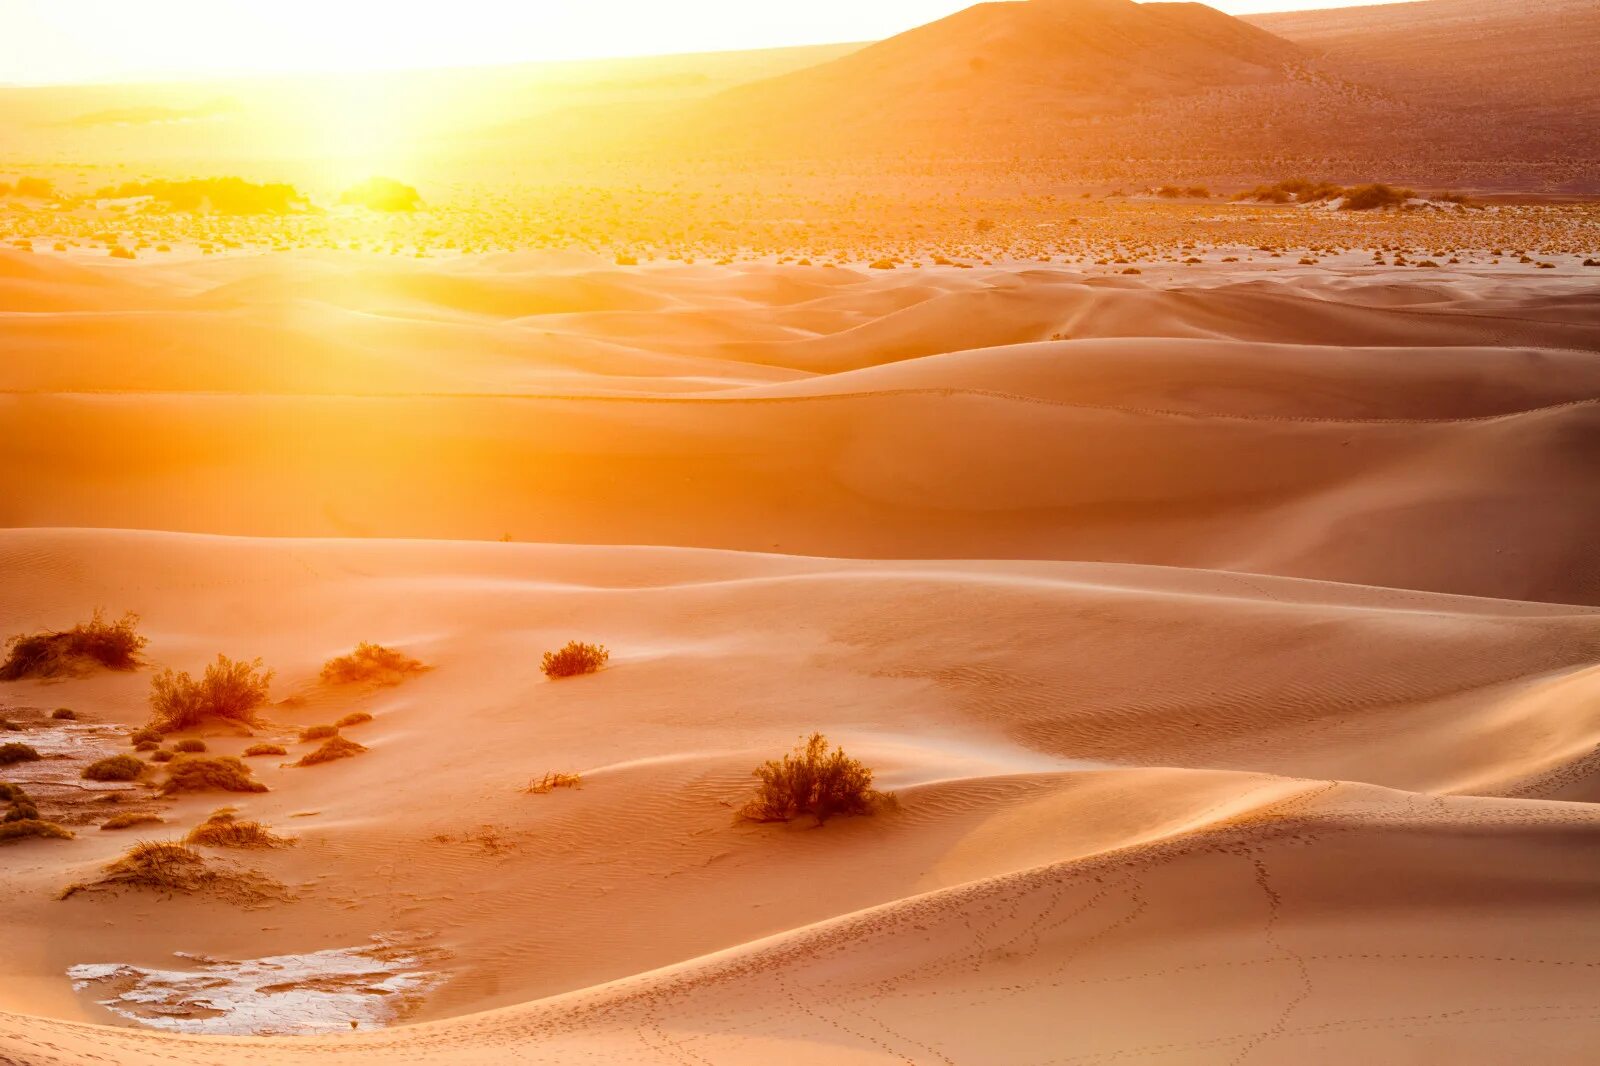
[685,0,1310,152]
[1249,0,1600,160]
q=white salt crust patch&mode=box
[68,936,445,1035]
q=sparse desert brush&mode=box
[319,642,427,687]
[129,726,162,746]
[0,819,73,843]
[185,809,293,849]
[147,654,272,733]
[0,743,41,766]
[339,176,421,212]
[541,641,609,679]
[51,708,77,721]
[159,756,267,795]
[82,754,144,782]
[0,610,147,680]
[741,733,891,825]
[242,742,287,757]
[524,771,581,794]
[171,739,207,754]
[299,724,338,742]
[101,812,163,831]
[61,840,205,897]
[335,711,373,728]
[296,736,366,767]
[149,749,175,763]
[1340,184,1414,211]
[0,782,26,802]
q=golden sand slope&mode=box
[2,250,1598,603]
[1,250,1598,1063]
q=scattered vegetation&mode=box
[741,733,891,825]
[61,840,208,897]
[149,749,175,763]
[298,724,338,742]
[296,736,367,767]
[0,743,42,766]
[101,812,163,831]
[335,711,373,728]
[339,177,421,212]
[541,641,609,679]
[129,726,163,746]
[524,771,582,794]
[147,654,272,733]
[1232,179,1416,211]
[0,610,147,680]
[94,177,303,215]
[242,742,287,757]
[171,739,207,754]
[320,642,427,686]
[0,782,70,842]
[185,808,293,849]
[0,819,73,843]
[51,708,77,721]
[82,754,144,782]
[159,756,267,795]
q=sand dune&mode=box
[2,248,1599,1062]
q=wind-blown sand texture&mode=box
[2,247,1598,1063]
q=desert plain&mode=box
[2,0,1600,1063]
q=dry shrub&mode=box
[296,736,366,767]
[0,819,73,843]
[52,708,77,720]
[1340,183,1414,211]
[148,655,272,733]
[320,642,427,686]
[541,641,609,679]
[171,739,207,753]
[185,809,293,849]
[101,812,163,831]
[150,749,175,763]
[242,742,287,757]
[299,724,338,742]
[82,754,144,782]
[61,841,206,897]
[129,726,162,746]
[335,711,373,728]
[159,756,267,795]
[741,733,891,825]
[0,610,147,680]
[524,772,581,794]
[0,782,26,802]
[0,743,41,766]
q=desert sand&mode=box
[1,241,1599,1064]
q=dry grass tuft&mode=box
[101,812,164,831]
[335,711,373,728]
[0,818,73,843]
[82,754,144,782]
[61,840,205,897]
[159,756,267,795]
[296,736,367,767]
[0,743,41,766]
[299,724,338,742]
[185,808,294,849]
[0,610,147,680]
[148,654,272,734]
[524,771,582,794]
[320,642,427,687]
[171,739,207,753]
[741,733,892,825]
[541,641,609,679]
[242,742,287,757]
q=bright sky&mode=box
[2,0,1378,86]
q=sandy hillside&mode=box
[1,248,1599,1064]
